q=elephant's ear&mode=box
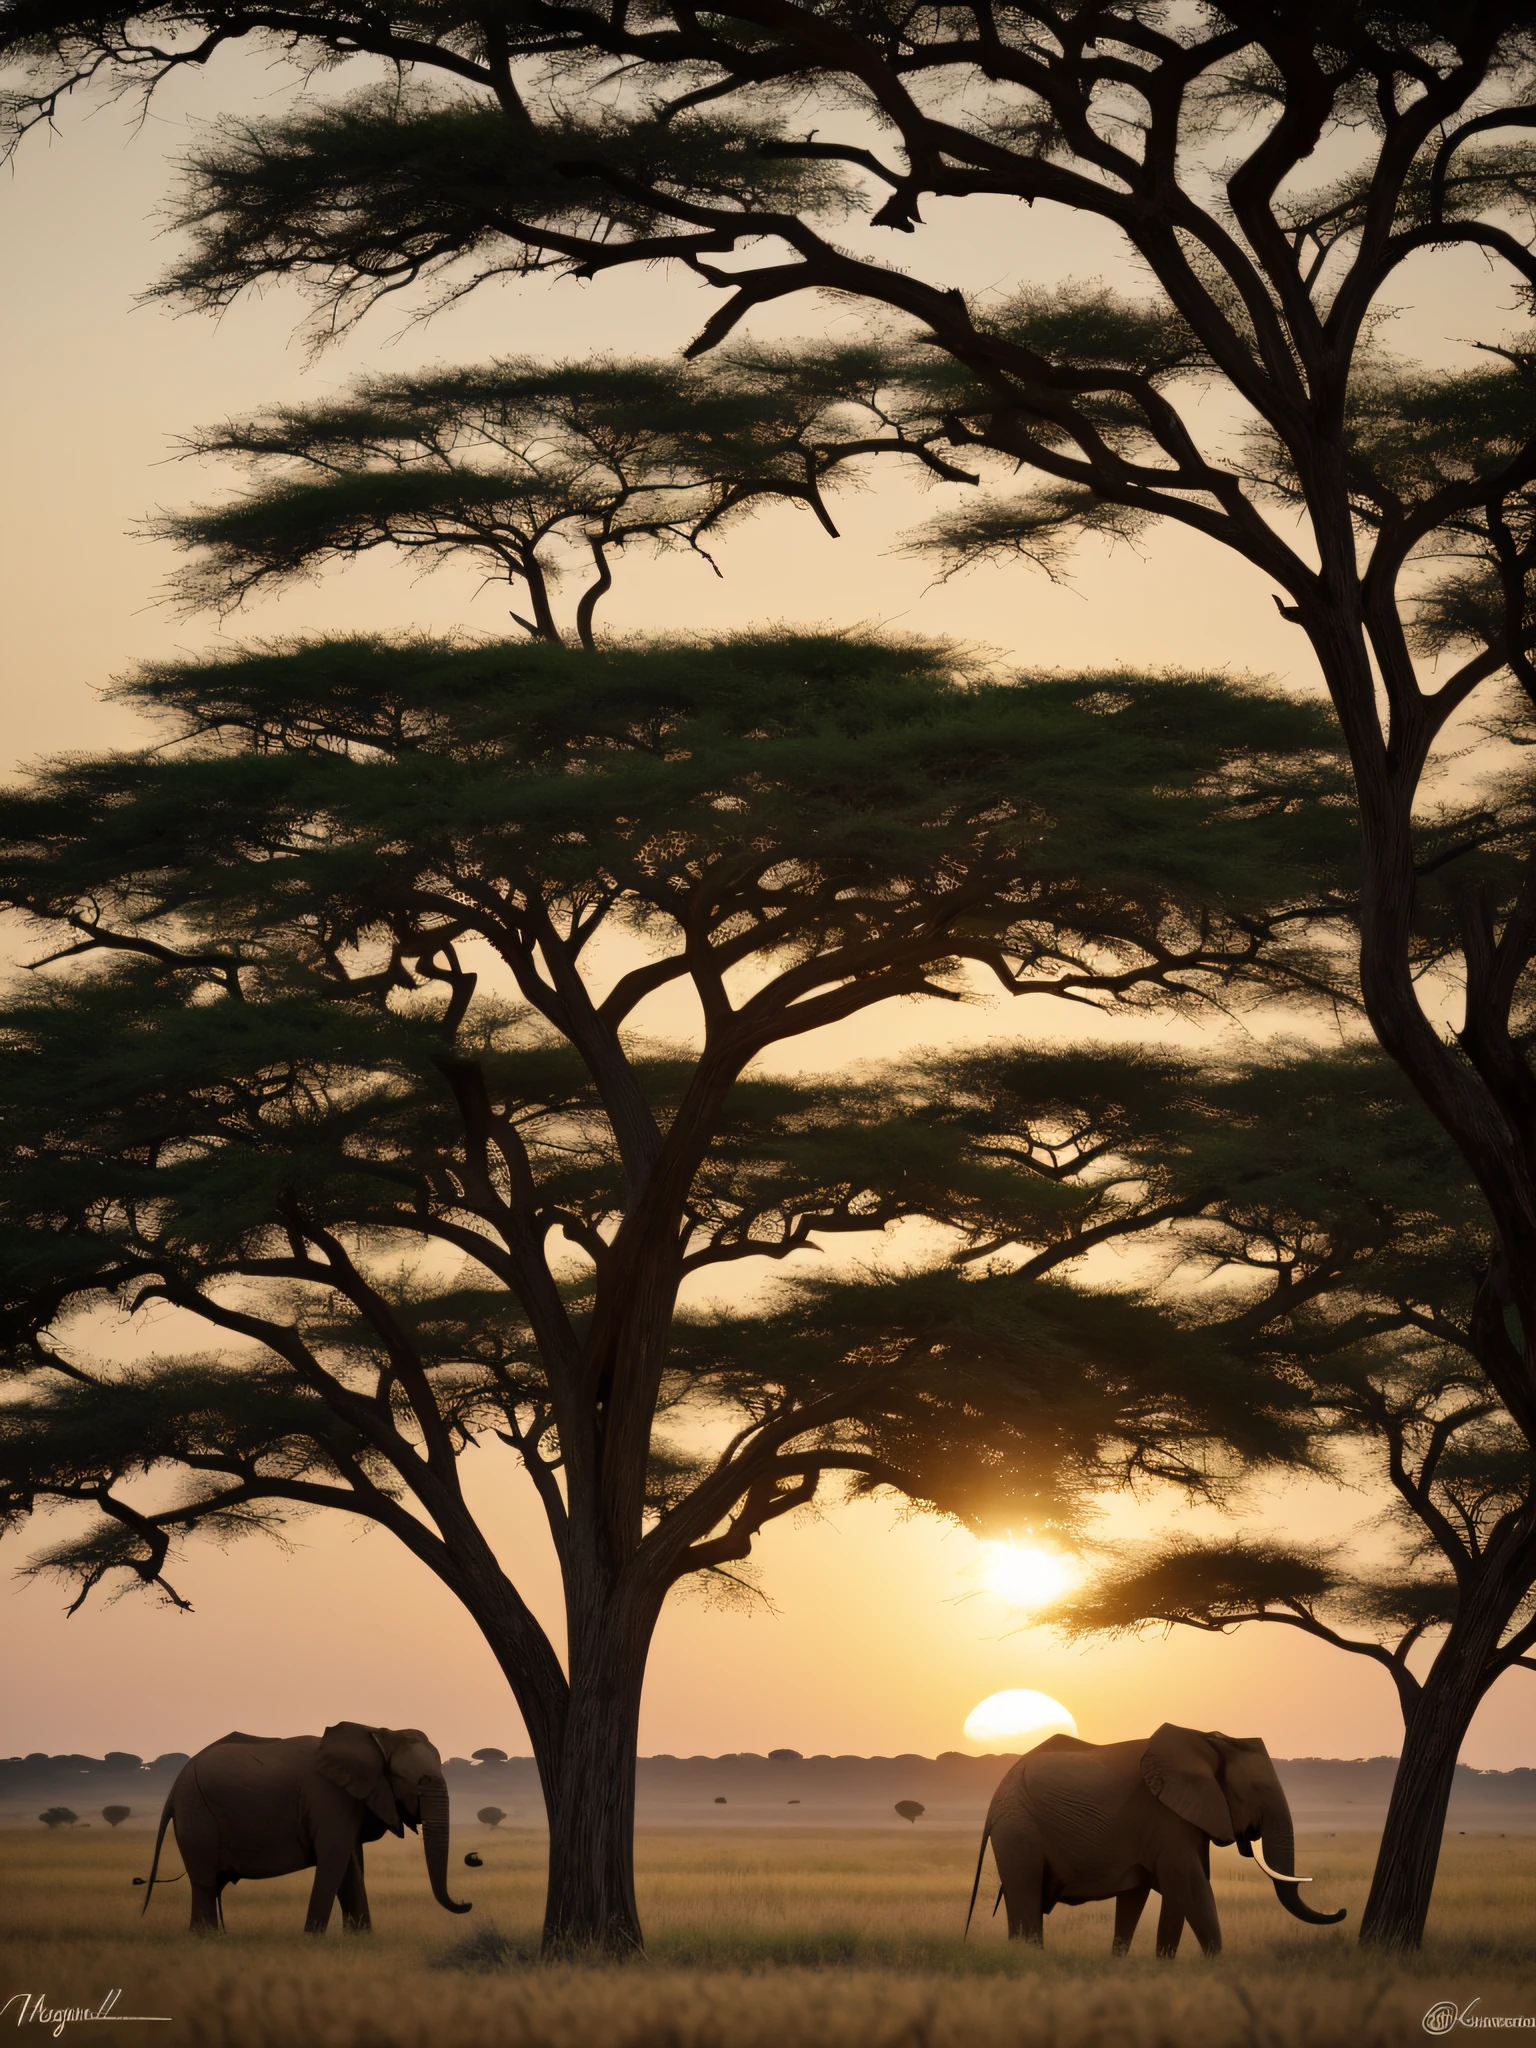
[316,1722,402,1836]
[1140,1723,1234,1844]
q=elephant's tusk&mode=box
[1248,1845,1312,1884]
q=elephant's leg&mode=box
[187,1884,222,1934]
[991,1828,1046,1946]
[305,1847,351,1934]
[171,1805,223,1935]
[1155,1889,1185,1959]
[1155,1863,1222,1959]
[1183,1867,1221,1957]
[338,1849,371,1933]
[1113,1883,1151,1956]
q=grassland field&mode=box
[2,1823,1532,2048]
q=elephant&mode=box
[139,1723,473,1933]
[965,1725,1345,1957]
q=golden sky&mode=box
[2,54,1531,1769]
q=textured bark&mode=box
[1359,1549,1535,1950]
[538,1601,656,1956]
[1359,1659,1486,1949]
[1346,697,1536,1452]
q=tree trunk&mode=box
[1359,1555,1532,1950]
[538,1600,656,1957]
[1358,1658,1485,1950]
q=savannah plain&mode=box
[4,1822,1533,2048]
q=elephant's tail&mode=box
[138,1795,176,1916]
[963,1820,992,1940]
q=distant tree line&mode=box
[1,1752,188,1785]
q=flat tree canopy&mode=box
[150,357,966,648]
[0,630,1350,1950]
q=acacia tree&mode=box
[0,632,1348,1952]
[152,355,966,648]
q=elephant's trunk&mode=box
[1257,1798,1346,1926]
[419,1784,471,1915]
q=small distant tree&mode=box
[101,1805,131,1827]
[37,1807,78,1828]
[471,1747,508,1765]
[0,632,1349,1954]
[476,1806,506,1829]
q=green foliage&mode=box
[672,1262,1308,1537]
[1221,354,1536,698]
[0,1357,359,1494]
[1054,1529,1477,1658]
[152,356,924,644]
[978,287,1207,387]
[886,283,1212,448]
[1014,1042,1536,1701]
[914,1038,1489,1324]
[904,486,1154,585]
[1,635,1353,1014]
[161,85,853,336]
[1269,143,1536,271]
[1051,1536,1346,1637]
[1165,1048,1489,1312]
[0,630,1356,1620]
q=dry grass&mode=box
[2,1824,1533,2046]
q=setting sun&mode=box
[963,1689,1079,1749]
[981,1541,1079,1611]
